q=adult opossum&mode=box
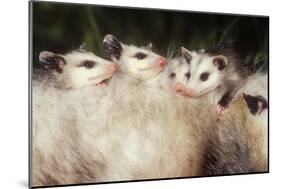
[32,49,118,186]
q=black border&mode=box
[28,0,270,188]
[28,1,33,188]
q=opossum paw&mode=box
[216,104,227,116]
[96,81,108,88]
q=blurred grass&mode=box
[32,2,268,72]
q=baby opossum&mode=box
[169,45,249,115]
[103,34,167,81]
[36,49,118,89]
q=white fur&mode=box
[42,50,117,89]
[103,35,165,81]
[32,42,268,186]
[168,51,241,107]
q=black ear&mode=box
[39,51,66,73]
[212,55,228,71]
[243,93,268,115]
[146,42,153,49]
[181,47,192,64]
[103,34,123,61]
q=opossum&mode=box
[169,46,249,115]
[32,49,118,186]
[36,49,118,89]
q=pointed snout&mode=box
[174,83,196,97]
[156,57,167,67]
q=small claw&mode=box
[216,104,227,116]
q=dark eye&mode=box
[200,72,209,81]
[82,60,96,69]
[134,52,147,60]
[185,72,191,79]
[169,72,176,79]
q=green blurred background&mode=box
[32,1,269,71]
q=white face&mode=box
[39,51,118,89]
[103,34,167,81]
[168,49,224,97]
[119,44,167,80]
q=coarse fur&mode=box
[32,82,109,186]
[201,96,268,175]
[32,49,118,186]
[169,45,250,115]
[201,72,268,175]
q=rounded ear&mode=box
[103,34,123,61]
[181,47,192,64]
[243,93,268,115]
[146,42,153,49]
[212,55,228,70]
[39,51,66,73]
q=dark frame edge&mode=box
[32,0,269,18]
[31,171,269,189]
[28,0,33,188]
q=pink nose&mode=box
[174,83,196,96]
[109,63,118,72]
[156,57,167,67]
[175,83,184,92]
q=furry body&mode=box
[201,72,268,175]
[32,38,268,186]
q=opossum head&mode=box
[168,47,227,97]
[39,50,118,89]
[103,34,167,80]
